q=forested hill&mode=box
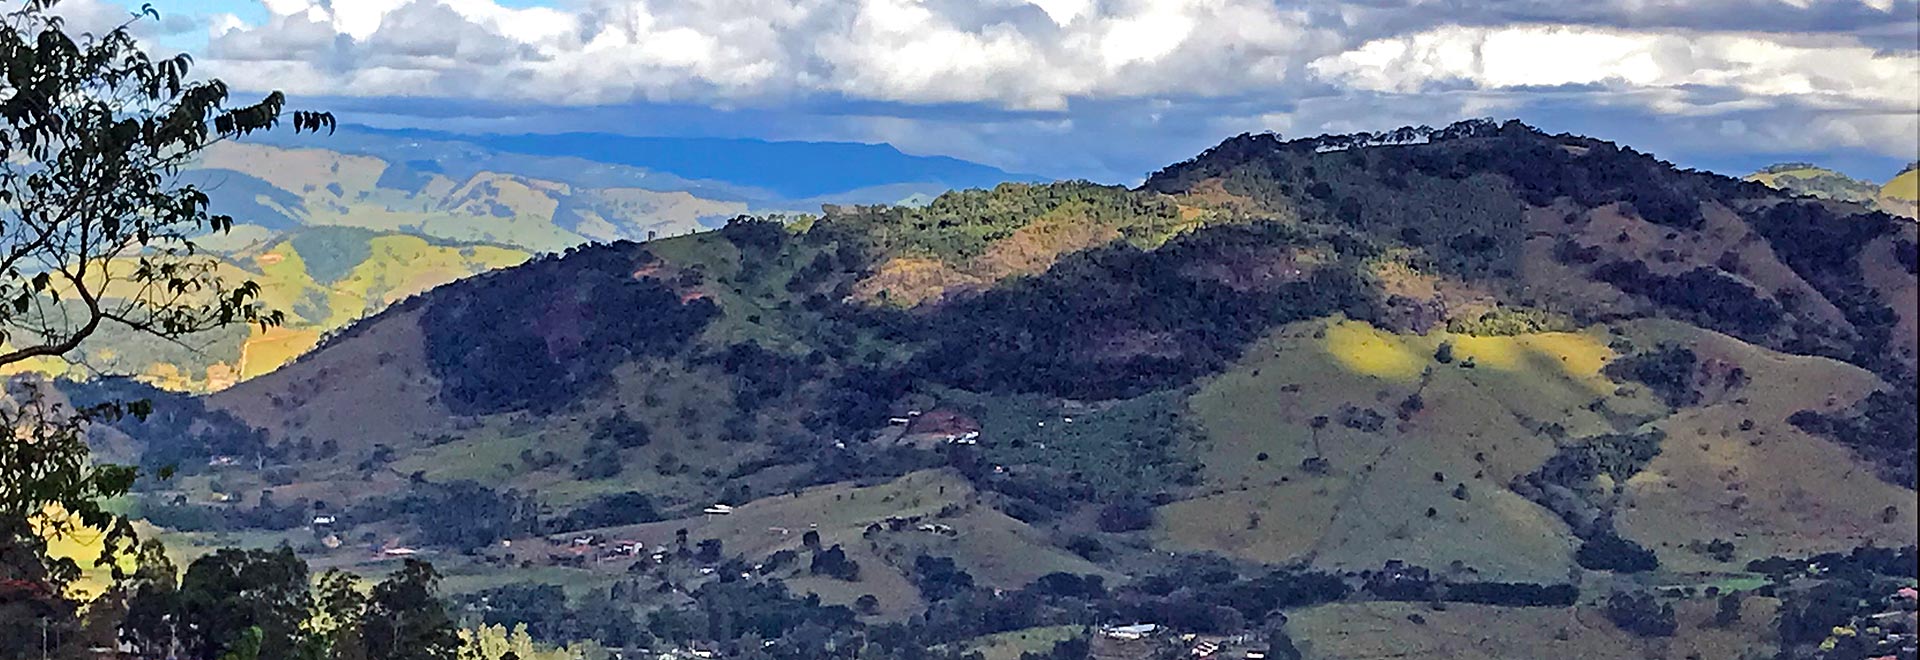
[1142,121,1917,384]
[90,119,1918,660]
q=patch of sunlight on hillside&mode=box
[1449,331,1615,395]
[0,354,73,379]
[1448,334,1530,371]
[1523,332,1612,377]
[1886,169,1919,201]
[1322,320,1424,381]
[241,326,323,380]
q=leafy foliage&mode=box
[1576,533,1660,573]
[1445,306,1577,336]
[348,481,540,551]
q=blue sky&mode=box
[76,0,1920,183]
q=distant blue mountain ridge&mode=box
[262,125,1043,202]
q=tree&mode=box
[362,560,460,660]
[305,570,371,660]
[1095,498,1154,533]
[175,547,313,659]
[0,0,329,637]
[119,539,182,656]
[1603,590,1676,637]
[1576,533,1660,573]
[1712,592,1742,627]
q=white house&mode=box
[1102,623,1160,640]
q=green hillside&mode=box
[5,228,533,391]
[74,120,1919,659]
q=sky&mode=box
[53,0,1920,183]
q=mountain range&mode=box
[66,120,1919,659]
[6,129,1033,392]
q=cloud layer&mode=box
[63,0,1920,180]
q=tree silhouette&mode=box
[0,0,329,650]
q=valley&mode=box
[58,120,1920,659]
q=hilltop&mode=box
[1748,162,1920,219]
[85,120,1919,659]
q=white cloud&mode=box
[1311,25,1917,113]
[39,0,1918,178]
[196,0,1328,110]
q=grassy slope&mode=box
[1162,319,1644,582]
[492,470,1101,619]
[1288,597,1781,660]
[1161,316,1915,583]
[947,626,1083,660]
[1613,319,1918,571]
[1880,168,1919,217]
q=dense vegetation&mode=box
[63,378,269,479]
[822,181,1182,262]
[907,223,1377,399]
[1745,201,1905,375]
[420,243,719,414]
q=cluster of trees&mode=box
[1747,545,1918,658]
[1358,561,1578,607]
[1445,306,1577,336]
[1592,261,1782,340]
[808,545,861,581]
[819,181,1180,263]
[1604,345,1702,408]
[420,244,719,414]
[909,555,976,601]
[1603,590,1677,637]
[1142,119,1510,196]
[1745,201,1905,376]
[454,583,648,650]
[573,411,656,480]
[938,390,1198,523]
[61,377,270,479]
[1111,557,1349,634]
[138,489,317,533]
[1789,390,1918,487]
[553,491,663,533]
[1513,429,1666,572]
[647,579,863,659]
[348,481,541,551]
[907,222,1377,399]
[111,546,458,660]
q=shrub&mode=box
[1577,533,1660,573]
